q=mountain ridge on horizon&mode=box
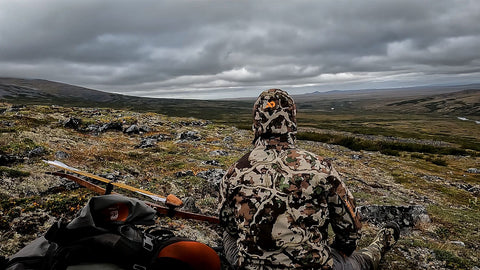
[1,77,479,117]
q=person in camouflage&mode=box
[219,89,400,269]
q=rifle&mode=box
[45,161,220,224]
[44,160,182,206]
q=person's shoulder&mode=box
[286,148,322,160]
[282,148,331,169]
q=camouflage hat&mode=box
[252,89,297,144]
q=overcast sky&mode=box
[1,0,479,99]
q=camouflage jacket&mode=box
[219,138,362,269]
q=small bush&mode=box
[380,149,400,156]
[410,153,424,159]
[431,158,448,166]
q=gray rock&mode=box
[124,124,140,134]
[136,134,171,148]
[63,117,82,130]
[202,160,220,166]
[139,125,151,133]
[98,122,122,132]
[210,150,228,156]
[175,170,194,178]
[197,169,226,198]
[450,182,480,195]
[85,124,100,133]
[196,169,226,185]
[177,131,201,141]
[7,105,25,112]
[27,147,45,158]
[54,151,70,159]
[223,136,234,143]
[467,168,480,174]
[357,205,431,227]
[137,138,156,148]
[180,120,211,126]
[181,197,200,213]
[0,120,14,127]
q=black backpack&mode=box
[2,195,219,270]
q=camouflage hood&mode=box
[252,89,297,146]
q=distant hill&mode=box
[1,77,479,117]
[385,89,480,115]
[302,84,480,99]
[0,78,253,121]
[295,84,480,116]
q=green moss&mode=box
[44,191,90,216]
[0,138,39,154]
[0,166,30,177]
[433,249,470,269]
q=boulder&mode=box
[98,122,122,132]
[124,124,140,134]
[63,117,82,130]
[177,131,201,141]
[175,170,195,178]
[27,147,45,158]
[136,134,171,148]
[357,205,430,228]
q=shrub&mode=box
[297,131,468,157]
[410,153,424,159]
[431,158,448,166]
[380,149,400,156]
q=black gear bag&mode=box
[2,195,206,270]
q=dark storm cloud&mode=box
[0,0,479,99]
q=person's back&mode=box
[219,89,399,270]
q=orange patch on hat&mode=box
[264,101,276,109]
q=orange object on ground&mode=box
[157,241,221,270]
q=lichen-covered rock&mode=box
[63,117,82,129]
[357,205,431,228]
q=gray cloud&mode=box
[1,0,479,99]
